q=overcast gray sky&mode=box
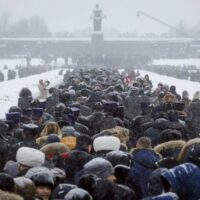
[0,0,200,34]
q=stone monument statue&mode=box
[91,4,106,32]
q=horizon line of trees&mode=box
[0,12,200,38]
[0,13,51,37]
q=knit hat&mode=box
[61,126,80,137]
[16,147,45,167]
[47,134,60,144]
[93,136,120,152]
[83,158,114,179]
[25,167,54,189]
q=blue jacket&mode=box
[161,163,200,200]
[128,149,160,198]
[142,192,179,200]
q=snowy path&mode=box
[0,69,64,119]
[139,70,200,99]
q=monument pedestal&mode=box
[91,32,104,43]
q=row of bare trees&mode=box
[0,13,50,37]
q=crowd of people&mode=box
[0,64,57,82]
[0,66,199,200]
[138,64,200,82]
[17,65,56,78]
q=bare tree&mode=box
[0,12,10,37]
[11,18,30,37]
[29,15,49,37]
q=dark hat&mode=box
[9,106,21,113]
[22,123,39,138]
[76,134,92,150]
[25,167,54,189]
[62,126,80,137]
[6,112,21,124]
[114,164,130,184]
[69,103,81,109]
[173,102,185,111]
[0,173,15,193]
[156,157,179,169]
[62,113,76,126]
[69,107,80,119]
[52,184,77,199]
[69,103,81,118]
[64,188,92,200]
[83,158,114,179]
[103,101,118,113]
[19,88,32,98]
[22,108,32,117]
[47,134,60,144]
[32,108,44,118]
[106,151,131,167]
[23,123,39,130]
[170,85,176,92]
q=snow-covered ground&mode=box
[152,59,200,68]
[0,69,65,119]
[139,70,200,99]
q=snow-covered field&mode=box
[0,69,64,119]
[139,70,200,99]
[152,59,200,68]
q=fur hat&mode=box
[14,177,36,200]
[40,121,62,137]
[36,136,48,145]
[163,93,176,103]
[154,140,186,159]
[16,147,45,167]
[177,138,200,163]
[0,190,23,200]
[108,126,129,145]
[93,136,120,152]
[40,142,70,157]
